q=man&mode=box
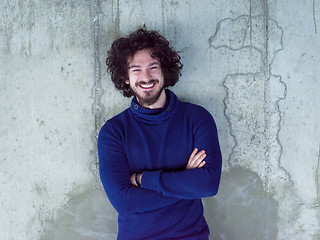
[98,27,222,240]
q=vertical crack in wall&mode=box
[249,0,253,44]
[313,0,318,34]
[317,144,320,203]
[262,0,271,192]
[112,0,121,38]
[91,0,104,183]
[161,0,166,34]
[91,0,120,183]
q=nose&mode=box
[141,69,153,81]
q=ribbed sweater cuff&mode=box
[141,170,160,192]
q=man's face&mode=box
[126,48,165,108]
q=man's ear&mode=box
[125,80,129,85]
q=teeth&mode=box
[140,83,154,88]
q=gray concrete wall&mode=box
[0,0,319,239]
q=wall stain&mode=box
[209,15,290,192]
[208,3,320,237]
[204,167,278,239]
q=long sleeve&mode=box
[98,122,180,215]
[98,90,219,239]
[140,107,222,199]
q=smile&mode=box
[139,82,156,90]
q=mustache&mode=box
[135,79,159,87]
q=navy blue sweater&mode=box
[98,90,222,240]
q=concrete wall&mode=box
[1,0,319,239]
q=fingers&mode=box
[198,160,206,168]
[193,150,206,167]
[130,174,137,186]
[130,173,142,187]
[189,148,198,160]
[186,148,207,170]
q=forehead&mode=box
[127,48,159,66]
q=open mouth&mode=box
[139,82,156,90]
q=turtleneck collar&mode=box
[130,89,179,122]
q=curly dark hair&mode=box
[106,27,183,97]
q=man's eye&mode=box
[132,69,140,72]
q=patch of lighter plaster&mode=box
[209,14,289,191]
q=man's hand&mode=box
[130,172,142,187]
[186,148,206,170]
[130,148,206,186]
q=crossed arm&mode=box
[130,148,207,187]
[98,110,222,213]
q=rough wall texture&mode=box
[0,0,319,240]
[0,1,97,239]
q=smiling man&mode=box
[98,28,222,240]
[126,48,165,108]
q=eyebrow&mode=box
[128,65,140,69]
[128,61,160,69]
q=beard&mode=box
[132,79,165,107]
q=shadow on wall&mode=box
[41,188,118,240]
[41,168,278,240]
[204,168,279,240]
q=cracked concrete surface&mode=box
[1,0,319,239]
[209,14,289,191]
[209,9,319,238]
